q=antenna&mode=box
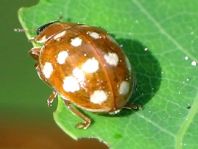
[14,28,36,33]
[14,28,27,32]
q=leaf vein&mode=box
[132,0,198,63]
[137,113,175,137]
[175,93,198,149]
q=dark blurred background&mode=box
[0,0,107,148]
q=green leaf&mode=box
[19,0,198,148]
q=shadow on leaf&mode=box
[106,38,161,117]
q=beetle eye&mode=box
[36,21,59,35]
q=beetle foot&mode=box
[124,103,143,111]
[47,91,57,107]
[76,120,91,129]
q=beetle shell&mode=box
[34,22,133,113]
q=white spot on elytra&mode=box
[82,58,99,73]
[185,56,189,60]
[144,48,148,51]
[119,81,130,95]
[90,90,108,104]
[42,62,53,79]
[71,37,82,47]
[63,68,86,93]
[104,52,119,66]
[53,31,66,40]
[63,76,80,92]
[72,67,85,83]
[191,61,197,66]
[57,51,68,64]
[87,31,100,39]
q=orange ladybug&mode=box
[29,22,137,129]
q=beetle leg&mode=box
[123,103,143,110]
[29,47,41,61]
[63,100,91,129]
[29,47,57,107]
[47,90,58,107]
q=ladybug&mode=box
[29,21,138,129]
